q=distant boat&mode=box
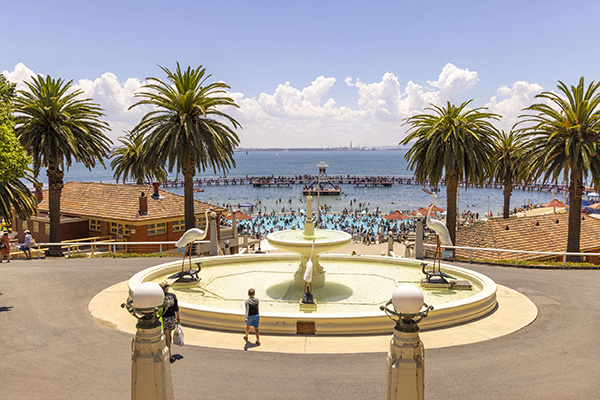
[276,152,279,157]
[194,188,204,193]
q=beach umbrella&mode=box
[239,202,255,208]
[425,203,445,212]
[409,208,429,216]
[225,210,252,220]
[542,199,567,208]
[586,202,600,210]
[384,210,410,220]
[409,204,445,216]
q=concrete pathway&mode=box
[1,257,599,399]
[90,280,537,353]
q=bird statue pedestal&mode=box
[169,262,202,288]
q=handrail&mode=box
[422,243,600,267]
[422,243,600,257]
[33,240,212,259]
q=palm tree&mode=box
[111,131,167,184]
[492,131,531,219]
[0,178,38,223]
[518,77,600,258]
[130,63,241,230]
[0,75,37,223]
[14,75,111,256]
[401,100,500,245]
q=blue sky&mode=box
[3,0,600,147]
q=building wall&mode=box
[61,220,90,241]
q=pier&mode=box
[156,175,570,192]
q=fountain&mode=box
[126,195,497,335]
[266,195,352,288]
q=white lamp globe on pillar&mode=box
[132,282,165,309]
[391,284,424,314]
[383,284,432,400]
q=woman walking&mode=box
[1,231,11,263]
[159,281,180,362]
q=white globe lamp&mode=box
[391,284,424,314]
[132,282,164,309]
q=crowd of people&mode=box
[223,210,418,245]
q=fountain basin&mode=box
[266,229,352,254]
[128,254,497,335]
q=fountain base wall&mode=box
[128,254,497,335]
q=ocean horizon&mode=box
[34,150,557,217]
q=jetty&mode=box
[156,175,571,192]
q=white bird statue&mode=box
[422,188,452,275]
[175,208,211,274]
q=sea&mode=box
[36,149,557,217]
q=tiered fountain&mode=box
[128,197,498,335]
[266,195,351,288]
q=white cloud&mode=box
[485,81,544,131]
[2,62,38,90]
[75,73,151,138]
[427,63,479,101]
[3,62,546,148]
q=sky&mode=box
[2,0,600,148]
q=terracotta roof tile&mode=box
[37,182,227,222]
[451,213,600,261]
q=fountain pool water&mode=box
[128,253,497,335]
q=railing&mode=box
[422,243,600,268]
[33,240,210,258]
[24,239,600,268]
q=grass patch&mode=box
[458,257,598,268]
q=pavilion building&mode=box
[12,181,235,254]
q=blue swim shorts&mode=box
[246,314,260,327]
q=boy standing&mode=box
[244,288,260,346]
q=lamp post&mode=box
[122,282,174,400]
[380,285,433,400]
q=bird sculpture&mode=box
[422,188,454,282]
[172,208,212,280]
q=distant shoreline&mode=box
[235,146,408,152]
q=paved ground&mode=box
[1,257,599,400]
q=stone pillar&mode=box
[232,214,238,239]
[415,218,424,260]
[209,212,219,256]
[388,231,394,256]
[131,325,174,400]
[386,330,425,400]
[243,231,249,253]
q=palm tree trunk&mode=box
[566,168,583,261]
[46,167,64,257]
[503,179,512,219]
[183,170,195,230]
[446,173,458,246]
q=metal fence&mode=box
[423,243,600,267]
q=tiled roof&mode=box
[449,213,600,261]
[37,182,227,222]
